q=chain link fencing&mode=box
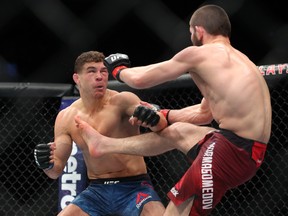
[0,65,287,215]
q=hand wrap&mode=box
[160,109,171,125]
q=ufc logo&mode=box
[111,54,127,62]
[104,181,120,184]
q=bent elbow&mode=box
[44,166,63,179]
[45,171,60,180]
[50,175,59,180]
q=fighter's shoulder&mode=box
[56,99,81,120]
[176,45,213,60]
[180,44,215,52]
[190,43,228,53]
[110,91,140,104]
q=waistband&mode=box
[216,129,266,153]
[89,174,151,185]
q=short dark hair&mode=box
[74,51,105,73]
[190,5,231,38]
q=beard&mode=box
[192,34,203,46]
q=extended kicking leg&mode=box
[75,115,174,157]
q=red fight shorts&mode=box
[167,129,267,216]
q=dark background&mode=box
[0,0,287,84]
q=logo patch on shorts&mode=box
[136,192,152,209]
[141,180,153,188]
[170,187,179,197]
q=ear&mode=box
[195,26,204,40]
[73,73,79,84]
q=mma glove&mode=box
[34,143,54,170]
[133,105,160,127]
[104,53,131,82]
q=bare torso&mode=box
[120,42,271,144]
[188,43,272,143]
[56,90,147,179]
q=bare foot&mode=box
[74,115,105,158]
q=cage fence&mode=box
[0,64,287,216]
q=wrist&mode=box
[160,109,171,125]
[43,163,54,171]
[112,66,127,82]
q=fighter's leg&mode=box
[141,201,165,216]
[159,122,215,154]
[75,115,175,157]
[75,115,108,157]
[75,116,214,157]
[58,203,88,216]
[164,198,194,216]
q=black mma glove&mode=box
[104,53,131,82]
[150,103,160,111]
[34,143,54,170]
[133,105,160,127]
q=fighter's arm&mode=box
[119,61,183,89]
[34,109,73,179]
[167,98,213,125]
[130,101,168,132]
[116,91,167,131]
[104,47,200,89]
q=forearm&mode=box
[120,67,156,89]
[169,105,213,125]
[120,62,174,89]
[104,53,180,88]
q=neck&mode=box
[205,35,230,45]
[82,90,111,111]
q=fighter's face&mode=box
[73,62,109,98]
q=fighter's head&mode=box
[189,4,231,46]
[73,51,109,97]
[74,51,105,73]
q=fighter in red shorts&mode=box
[75,4,271,216]
[167,129,267,215]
